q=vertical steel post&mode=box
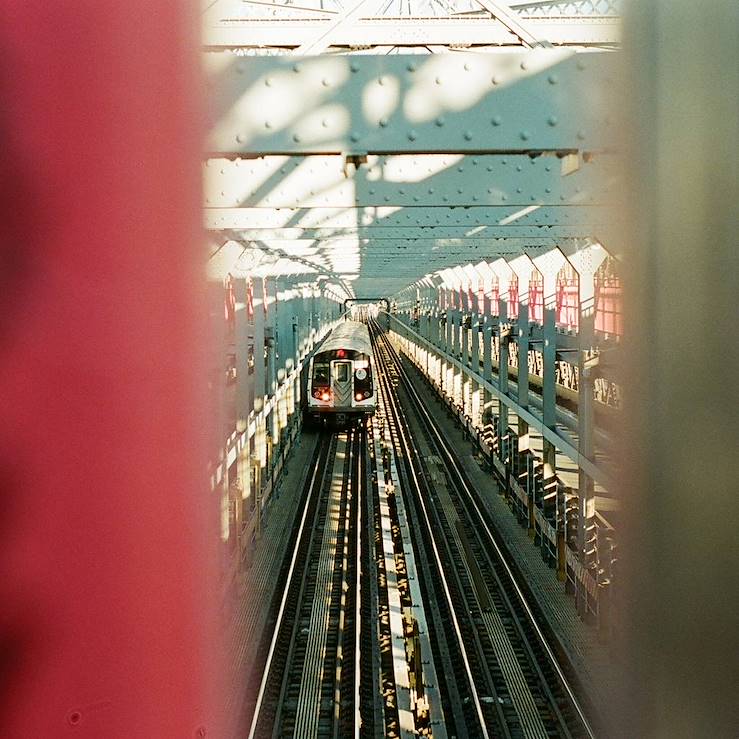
[497,286,510,473]
[235,278,252,427]
[470,290,481,425]
[569,246,607,601]
[535,249,567,576]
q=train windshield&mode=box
[335,362,350,382]
[313,363,330,384]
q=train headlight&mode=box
[321,392,330,401]
[355,393,363,401]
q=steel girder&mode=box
[205,204,612,229]
[208,225,601,239]
[204,153,615,208]
[207,50,615,155]
[203,19,620,48]
[219,235,574,256]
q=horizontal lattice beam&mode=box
[203,18,619,48]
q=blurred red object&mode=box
[0,2,223,736]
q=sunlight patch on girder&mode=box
[209,55,350,150]
[362,74,401,126]
[498,204,541,225]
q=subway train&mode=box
[304,320,376,426]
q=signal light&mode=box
[355,393,363,401]
[336,348,346,358]
[321,392,330,401]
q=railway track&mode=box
[369,320,596,739]
[248,416,448,736]
[247,319,596,738]
[248,429,365,739]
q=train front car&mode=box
[306,320,376,427]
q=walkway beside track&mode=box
[398,350,623,723]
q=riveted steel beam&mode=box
[209,225,599,239]
[204,153,616,208]
[203,18,620,48]
[221,235,564,253]
[205,204,612,229]
[207,50,616,155]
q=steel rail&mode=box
[332,431,353,739]
[353,428,363,739]
[371,324,491,739]
[384,327,597,739]
[247,435,331,739]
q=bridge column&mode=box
[460,280,472,417]
[445,286,455,399]
[569,245,607,614]
[534,249,568,577]
[470,288,481,427]
[444,299,454,396]
[481,298,495,447]
[234,278,253,427]
[252,278,268,533]
[509,256,534,456]
[492,259,514,479]
[423,284,434,376]
[453,304,464,408]
[510,255,536,535]
[233,277,254,567]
